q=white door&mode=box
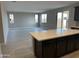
[57,11,69,29]
[57,12,62,29]
[62,11,69,30]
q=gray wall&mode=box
[40,10,57,30]
[0,3,4,43]
[39,2,79,30]
[0,2,8,44]
[8,2,79,30]
[8,12,36,29]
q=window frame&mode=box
[35,14,38,23]
[9,13,14,24]
[41,14,47,23]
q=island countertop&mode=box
[30,29,79,41]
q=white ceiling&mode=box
[5,1,78,13]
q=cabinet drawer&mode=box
[56,38,67,57]
[74,34,79,50]
[66,36,76,53]
[42,40,56,58]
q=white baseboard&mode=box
[8,27,44,32]
[9,27,33,30]
[9,27,41,30]
[4,29,9,45]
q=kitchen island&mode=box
[30,29,79,58]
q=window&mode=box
[9,13,14,24]
[35,14,38,23]
[41,14,47,23]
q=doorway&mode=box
[57,11,69,30]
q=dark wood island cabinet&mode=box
[30,29,79,58]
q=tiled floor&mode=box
[1,28,79,58]
[62,50,79,58]
[3,27,44,58]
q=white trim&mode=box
[8,27,45,33]
[4,29,9,45]
[9,27,39,30]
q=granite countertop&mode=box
[30,29,79,41]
